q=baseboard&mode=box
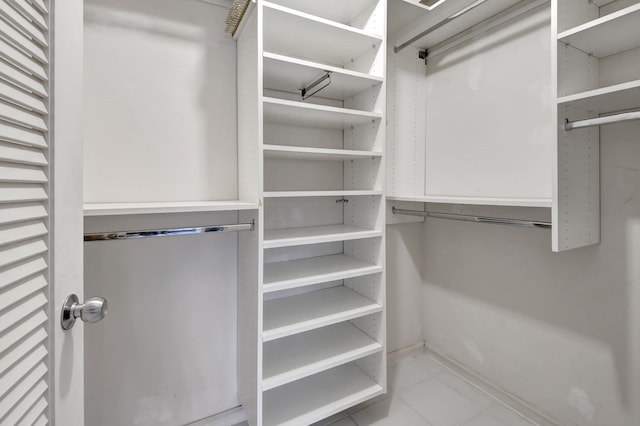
[425,345,561,426]
[387,341,426,364]
[184,406,247,426]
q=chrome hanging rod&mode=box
[392,207,551,229]
[394,0,488,54]
[565,111,640,131]
[84,221,254,242]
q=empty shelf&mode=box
[262,321,383,391]
[557,80,640,114]
[263,362,384,426]
[263,190,382,198]
[83,200,258,216]
[263,254,383,293]
[263,144,382,161]
[263,2,382,68]
[263,52,382,101]
[263,286,382,341]
[558,4,640,58]
[265,0,379,26]
[263,97,381,129]
[264,224,382,249]
[386,195,552,208]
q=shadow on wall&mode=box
[420,120,640,425]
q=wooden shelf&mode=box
[263,97,381,129]
[386,195,552,208]
[263,144,382,161]
[264,190,382,198]
[263,362,384,426]
[558,4,640,58]
[265,0,379,27]
[557,80,640,114]
[264,224,382,249]
[263,52,382,101]
[263,253,382,293]
[83,200,258,216]
[263,2,382,68]
[262,321,382,391]
[263,286,382,341]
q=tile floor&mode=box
[236,352,537,426]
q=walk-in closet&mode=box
[0,0,639,425]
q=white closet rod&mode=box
[565,111,640,131]
[84,222,254,241]
[392,207,551,229]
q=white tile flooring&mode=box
[236,352,537,426]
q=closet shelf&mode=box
[557,80,640,115]
[386,195,552,208]
[263,362,384,426]
[264,190,382,198]
[263,253,382,293]
[83,200,258,216]
[264,224,382,249]
[263,2,382,68]
[557,4,640,58]
[263,144,382,161]
[263,286,382,341]
[265,0,379,27]
[263,52,383,101]
[262,321,383,391]
[263,97,382,129]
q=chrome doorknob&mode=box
[61,294,108,330]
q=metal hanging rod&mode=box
[565,111,640,131]
[301,71,332,100]
[392,207,551,229]
[394,0,488,54]
[84,221,254,242]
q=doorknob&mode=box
[61,294,108,330]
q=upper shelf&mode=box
[386,195,552,208]
[265,0,379,28]
[557,80,640,114]
[83,200,258,216]
[557,4,640,59]
[263,52,383,101]
[262,97,382,129]
[263,2,382,68]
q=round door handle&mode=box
[61,294,108,330]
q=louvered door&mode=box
[0,0,52,424]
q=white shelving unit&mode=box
[552,0,640,250]
[83,201,258,216]
[237,1,387,424]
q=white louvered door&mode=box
[1,1,85,425]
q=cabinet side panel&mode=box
[553,105,600,251]
[238,11,261,204]
[385,45,426,198]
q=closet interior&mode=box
[75,0,640,425]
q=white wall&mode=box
[417,119,640,426]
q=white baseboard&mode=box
[425,345,561,426]
[184,406,247,426]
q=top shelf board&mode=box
[558,4,640,59]
[83,200,258,216]
[263,97,382,129]
[263,2,383,69]
[263,52,383,101]
[265,0,379,28]
[386,195,552,208]
[390,0,522,50]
